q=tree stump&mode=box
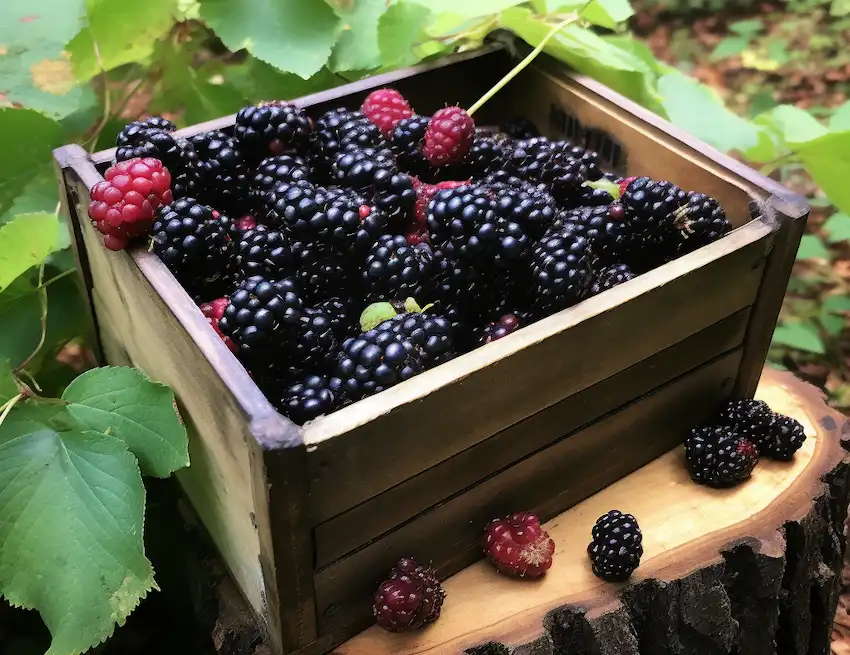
[337,369,850,655]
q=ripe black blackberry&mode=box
[152,198,235,300]
[501,116,539,140]
[462,135,506,179]
[235,226,292,279]
[589,263,634,296]
[670,192,730,258]
[218,275,303,359]
[188,130,249,213]
[492,187,556,241]
[279,375,339,425]
[115,129,185,173]
[249,155,311,208]
[620,177,688,270]
[505,138,602,204]
[477,313,521,345]
[684,425,759,487]
[554,204,631,266]
[571,173,620,208]
[315,297,358,339]
[310,109,385,178]
[116,117,176,145]
[427,185,507,263]
[362,235,437,302]
[715,399,774,439]
[290,239,357,304]
[265,181,388,254]
[761,414,806,460]
[235,102,312,160]
[587,510,643,582]
[529,225,593,315]
[381,311,455,367]
[338,115,386,152]
[284,307,339,372]
[332,149,416,222]
[334,326,426,401]
[390,114,429,176]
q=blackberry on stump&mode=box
[684,425,759,487]
[373,558,446,633]
[762,414,806,461]
[587,510,643,581]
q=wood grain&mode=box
[314,309,751,568]
[314,349,744,633]
[335,369,850,654]
[305,222,772,526]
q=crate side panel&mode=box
[503,64,758,226]
[313,308,750,567]
[69,184,268,620]
[314,349,743,632]
[306,227,771,525]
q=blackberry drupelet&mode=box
[334,326,426,400]
[189,130,249,213]
[761,414,806,460]
[391,114,429,176]
[362,235,437,302]
[554,204,631,265]
[382,311,454,367]
[670,191,730,257]
[152,198,235,300]
[235,226,292,279]
[589,263,634,296]
[279,375,339,425]
[249,155,311,207]
[587,510,643,582]
[218,275,302,359]
[235,102,312,159]
[620,177,688,270]
[529,225,593,315]
[684,425,759,487]
[501,116,539,140]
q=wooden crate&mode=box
[54,45,807,655]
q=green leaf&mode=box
[765,39,790,66]
[0,360,17,405]
[823,211,850,243]
[819,313,845,336]
[223,55,342,105]
[0,170,58,227]
[501,8,666,116]
[0,0,91,118]
[795,233,831,261]
[756,104,828,144]
[0,406,154,655]
[199,0,341,79]
[580,0,635,29]
[0,109,64,217]
[0,274,41,368]
[0,212,59,292]
[832,0,850,16]
[418,0,525,15]
[66,0,177,82]
[710,36,750,61]
[823,295,850,313]
[829,100,850,132]
[657,72,764,154]
[772,322,826,354]
[729,18,764,36]
[602,35,675,75]
[794,131,850,217]
[378,2,432,68]
[62,366,189,478]
[329,0,390,72]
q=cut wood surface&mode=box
[335,369,850,655]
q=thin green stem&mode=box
[16,369,42,394]
[15,264,48,374]
[467,11,584,116]
[38,268,76,290]
[0,393,23,429]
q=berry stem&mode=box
[467,11,586,117]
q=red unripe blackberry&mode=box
[587,510,643,582]
[373,557,445,633]
[484,512,555,578]
[88,157,173,250]
[200,298,236,353]
[423,106,475,166]
[362,88,414,138]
